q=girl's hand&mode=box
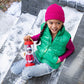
[56,58,61,63]
[24,35,31,41]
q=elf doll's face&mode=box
[27,49,32,53]
[28,50,32,53]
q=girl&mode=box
[11,4,75,84]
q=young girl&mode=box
[11,4,75,84]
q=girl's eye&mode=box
[57,22,61,24]
[49,22,53,24]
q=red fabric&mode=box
[59,38,75,62]
[31,33,40,41]
[31,34,75,62]
[26,54,34,62]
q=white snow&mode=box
[0,13,36,83]
[63,7,83,41]
[6,1,21,17]
[67,0,79,2]
[0,1,21,49]
[0,1,84,84]
[0,54,10,73]
[65,0,84,4]
[0,14,18,49]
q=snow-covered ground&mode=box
[60,0,84,4]
[6,1,21,17]
[0,1,21,49]
[0,1,21,83]
[0,1,84,84]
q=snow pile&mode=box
[6,1,21,17]
[0,54,10,73]
[78,0,84,5]
[60,0,84,4]
[67,0,84,5]
[0,1,21,49]
[63,7,83,41]
[0,11,18,49]
[0,13,36,83]
[59,0,84,11]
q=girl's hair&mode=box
[36,23,47,44]
[60,25,63,30]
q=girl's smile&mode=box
[51,27,58,33]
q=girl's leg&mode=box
[14,53,55,84]
[21,63,55,80]
[11,59,26,75]
[11,52,39,75]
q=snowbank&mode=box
[6,1,21,17]
[59,0,84,11]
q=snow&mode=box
[0,1,84,83]
[0,1,21,83]
[0,1,21,49]
[0,54,10,73]
[6,1,21,17]
[0,13,36,83]
[64,0,84,4]
[63,7,83,41]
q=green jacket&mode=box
[35,23,71,69]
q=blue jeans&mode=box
[11,53,55,80]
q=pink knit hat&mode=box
[45,4,65,23]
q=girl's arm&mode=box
[31,33,40,41]
[59,39,75,62]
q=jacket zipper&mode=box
[42,44,51,58]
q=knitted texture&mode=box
[45,4,65,23]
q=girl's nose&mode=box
[52,23,56,28]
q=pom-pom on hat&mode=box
[45,4,65,23]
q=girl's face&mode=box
[47,19,63,35]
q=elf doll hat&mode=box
[27,45,32,51]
